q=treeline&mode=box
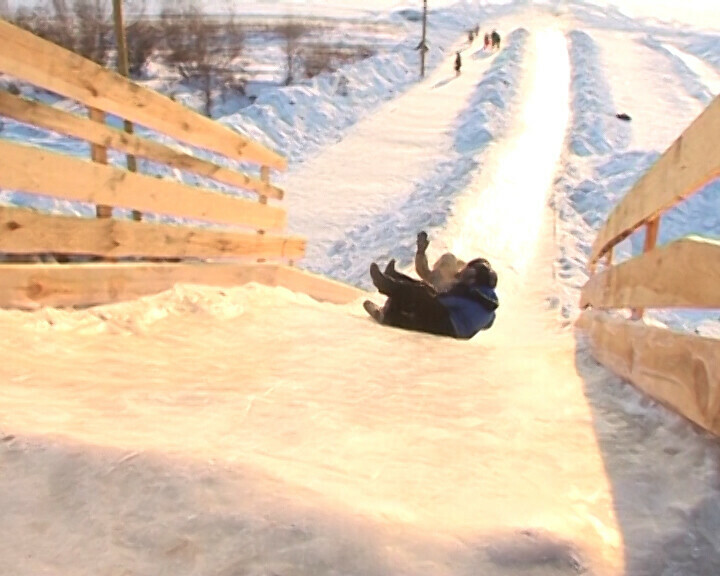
[10,0,376,116]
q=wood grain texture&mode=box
[0,20,286,170]
[0,263,367,309]
[580,236,720,310]
[578,309,720,436]
[0,206,305,260]
[0,140,287,231]
[0,91,284,199]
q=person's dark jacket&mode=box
[438,283,499,339]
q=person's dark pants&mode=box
[374,271,456,337]
[384,267,421,285]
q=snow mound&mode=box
[567,30,631,156]
[678,33,720,72]
[642,36,715,104]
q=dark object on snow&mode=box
[365,259,499,340]
[455,51,462,75]
[616,112,632,122]
[491,30,501,49]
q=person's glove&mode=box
[416,231,429,253]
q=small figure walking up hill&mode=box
[491,29,501,50]
[454,51,462,76]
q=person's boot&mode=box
[363,300,384,324]
[370,262,394,296]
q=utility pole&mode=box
[112,0,142,221]
[420,0,428,77]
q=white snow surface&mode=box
[1,1,720,575]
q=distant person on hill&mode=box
[475,24,480,37]
[491,30,501,50]
[468,30,475,43]
[484,32,491,50]
[455,51,462,76]
[364,256,499,340]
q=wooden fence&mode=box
[579,94,720,436]
[0,20,368,307]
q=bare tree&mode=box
[278,20,306,85]
[124,19,159,77]
[303,41,335,79]
[122,1,160,77]
[11,0,111,65]
[303,41,376,80]
[72,0,112,64]
[12,1,74,51]
[161,1,246,117]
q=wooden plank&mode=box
[589,94,720,266]
[0,263,367,309]
[580,236,720,310]
[0,206,305,261]
[0,140,287,231]
[0,19,287,170]
[275,265,367,305]
[0,91,284,200]
[631,217,661,319]
[578,309,720,436]
[0,262,280,309]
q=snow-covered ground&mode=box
[1,1,720,574]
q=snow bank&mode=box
[642,36,715,105]
[567,30,630,156]
[677,33,720,72]
[555,29,720,334]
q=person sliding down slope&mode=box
[364,258,499,340]
[364,230,471,329]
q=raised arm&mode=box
[415,231,433,283]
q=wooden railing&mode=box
[0,20,342,307]
[579,94,720,436]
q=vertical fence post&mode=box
[420,0,428,78]
[89,108,112,219]
[631,217,660,320]
[112,0,142,222]
[257,166,269,263]
[605,246,614,267]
